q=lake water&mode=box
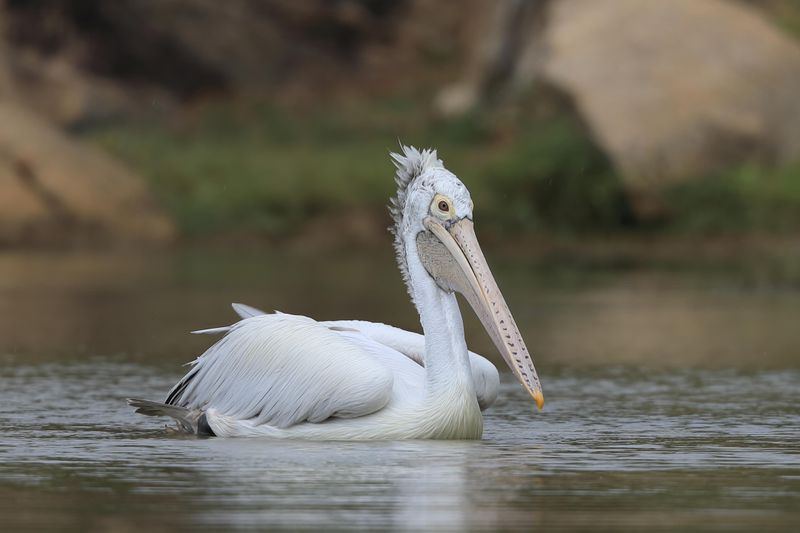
[1,248,799,531]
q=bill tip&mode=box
[533,390,545,410]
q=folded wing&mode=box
[168,314,394,429]
[225,304,500,410]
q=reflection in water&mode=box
[1,250,800,530]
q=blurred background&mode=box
[3,3,800,530]
[2,0,800,364]
[2,0,800,247]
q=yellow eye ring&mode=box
[431,194,454,218]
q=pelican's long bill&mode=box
[417,217,544,410]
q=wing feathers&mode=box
[231,302,266,319]
[168,314,394,429]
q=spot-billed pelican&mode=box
[129,145,544,439]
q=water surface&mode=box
[2,249,799,531]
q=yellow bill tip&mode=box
[532,390,545,411]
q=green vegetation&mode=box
[760,0,800,41]
[666,163,800,233]
[86,93,800,241]
[478,116,629,234]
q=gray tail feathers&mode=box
[128,398,215,436]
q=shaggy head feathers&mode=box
[388,145,444,232]
[388,144,444,303]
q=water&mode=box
[2,249,799,531]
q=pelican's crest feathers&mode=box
[388,144,443,301]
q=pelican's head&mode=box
[389,145,544,410]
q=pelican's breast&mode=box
[417,388,484,440]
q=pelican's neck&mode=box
[405,240,475,398]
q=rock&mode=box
[0,165,51,244]
[6,50,166,129]
[438,0,800,200]
[540,0,800,186]
[435,0,550,116]
[0,103,175,247]
[0,12,13,98]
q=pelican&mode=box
[129,145,544,439]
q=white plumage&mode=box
[173,314,395,428]
[160,309,496,438]
[130,145,543,439]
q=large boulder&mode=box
[540,0,800,184]
[0,103,175,246]
[439,0,800,198]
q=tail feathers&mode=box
[128,398,215,436]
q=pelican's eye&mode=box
[432,194,453,218]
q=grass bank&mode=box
[85,91,800,245]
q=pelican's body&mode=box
[130,146,543,439]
